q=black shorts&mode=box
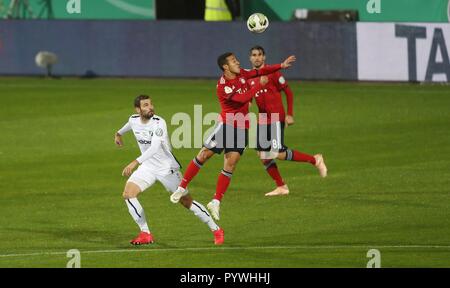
[203,123,248,155]
[256,121,288,152]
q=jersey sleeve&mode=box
[273,71,288,90]
[239,64,282,79]
[218,82,263,104]
[284,85,294,116]
[272,72,294,116]
[117,121,131,136]
[135,120,167,164]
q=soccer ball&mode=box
[247,13,269,34]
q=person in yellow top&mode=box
[204,0,236,21]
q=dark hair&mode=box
[217,52,234,71]
[134,95,151,108]
[250,45,265,56]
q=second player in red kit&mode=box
[248,46,328,196]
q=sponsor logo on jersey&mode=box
[255,88,268,98]
[138,140,152,145]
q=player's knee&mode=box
[197,148,213,163]
[122,186,140,199]
[179,195,193,209]
[276,151,287,160]
[122,190,134,199]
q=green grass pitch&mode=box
[0,77,449,267]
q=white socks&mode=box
[126,198,219,233]
[125,198,150,233]
[190,200,219,231]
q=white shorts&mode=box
[127,165,184,193]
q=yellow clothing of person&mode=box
[205,0,232,21]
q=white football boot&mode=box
[265,184,290,196]
[207,200,221,221]
[314,154,327,178]
[170,186,188,203]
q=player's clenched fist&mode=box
[115,133,123,147]
[122,160,139,177]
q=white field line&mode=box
[1,245,450,258]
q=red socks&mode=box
[213,170,232,201]
[263,160,285,187]
[179,158,203,189]
[286,149,316,165]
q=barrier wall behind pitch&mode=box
[0,20,357,80]
[357,22,450,82]
[1,21,449,82]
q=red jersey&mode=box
[247,70,294,124]
[216,64,282,129]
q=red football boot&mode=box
[213,228,224,245]
[130,231,154,245]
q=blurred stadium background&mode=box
[0,0,449,268]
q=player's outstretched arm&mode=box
[281,55,296,69]
[116,122,131,147]
[241,64,281,79]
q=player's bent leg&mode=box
[180,194,223,244]
[208,152,241,221]
[124,177,155,245]
[160,171,223,245]
[223,151,241,173]
[196,146,216,163]
[172,147,216,203]
[259,153,289,196]
[275,151,287,160]
[123,181,142,199]
[278,149,328,178]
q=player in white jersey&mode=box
[115,95,224,245]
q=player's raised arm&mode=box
[240,64,280,79]
[281,55,296,69]
[115,122,131,147]
[240,55,296,79]
[221,76,269,104]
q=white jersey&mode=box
[118,114,180,175]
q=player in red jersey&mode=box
[170,52,296,223]
[248,46,327,196]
